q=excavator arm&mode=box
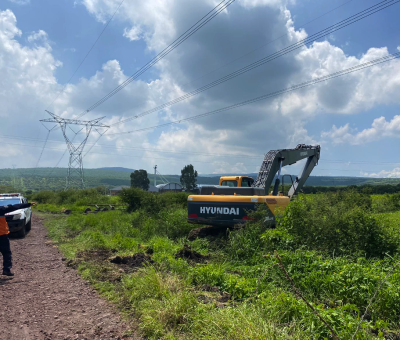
[252,144,320,198]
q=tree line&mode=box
[130,164,198,191]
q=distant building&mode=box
[148,184,159,192]
[110,185,159,195]
[156,182,183,193]
[110,185,130,196]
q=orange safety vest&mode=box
[0,217,9,236]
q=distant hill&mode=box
[0,167,398,192]
[198,173,400,187]
[97,167,135,172]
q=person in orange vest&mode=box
[0,202,36,276]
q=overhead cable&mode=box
[34,129,52,169]
[109,0,400,127]
[37,0,125,169]
[45,0,126,110]
[0,134,261,158]
[107,51,400,135]
[77,0,236,118]
[83,128,109,157]
[3,140,396,172]
[33,123,58,170]
[174,0,355,92]
[3,133,400,165]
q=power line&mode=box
[0,134,257,158]
[76,0,237,118]
[34,130,51,169]
[175,0,355,91]
[45,0,126,110]
[3,139,400,173]
[3,140,398,172]
[109,0,399,127]
[48,0,235,173]
[83,128,109,157]
[106,52,400,135]
[1,134,399,166]
[33,123,58,171]
[35,0,124,172]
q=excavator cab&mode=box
[219,176,254,188]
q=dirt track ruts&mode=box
[0,214,139,340]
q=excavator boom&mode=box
[253,144,320,198]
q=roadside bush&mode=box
[373,193,400,213]
[274,191,397,257]
[30,187,112,206]
[119,187,189,214]
[30,190,58,204]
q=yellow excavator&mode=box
[187,144,321,226]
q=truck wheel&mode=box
[26,218,32,232]
[17,220,26,238]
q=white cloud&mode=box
[0,9,167,169]
[73,0,400,174]
[321,115,400,145]
[123,25,142,41]
[0,9,22,39]
[361,168,400,178]
[27,30,48,43]
[7,0,30,5]
[286,43,400,114]
[63,47,76,52]
[0,9,61,119]
[2,1,400,175]
[238,0,288,9]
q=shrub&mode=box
[226,205,275,262]
[30,188,112,206]
[119,187,189,214]
[274,191,397,257]
[373,193,400,213]
[30,190,58,204]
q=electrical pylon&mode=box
[40,110,109,189]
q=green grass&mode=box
[38,190,400,339]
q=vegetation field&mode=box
[1,166,400,192]
[31,188,400,339]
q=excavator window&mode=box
[221,180,238,187]
[241,178,254,187]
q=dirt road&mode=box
[0,215,139,340]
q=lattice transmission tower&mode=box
[40,110,109,189]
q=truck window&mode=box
[221,180,237,187]
[241,178,254,187]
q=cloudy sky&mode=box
[1,0,400,177]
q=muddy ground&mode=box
[0,215,140,340]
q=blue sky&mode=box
[1,0,399,178]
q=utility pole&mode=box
[40,110,109,189]
[154,165,157,187]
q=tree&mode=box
[180,164,198,191]
[130,170,150,191]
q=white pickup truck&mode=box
[0,193,32,238]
